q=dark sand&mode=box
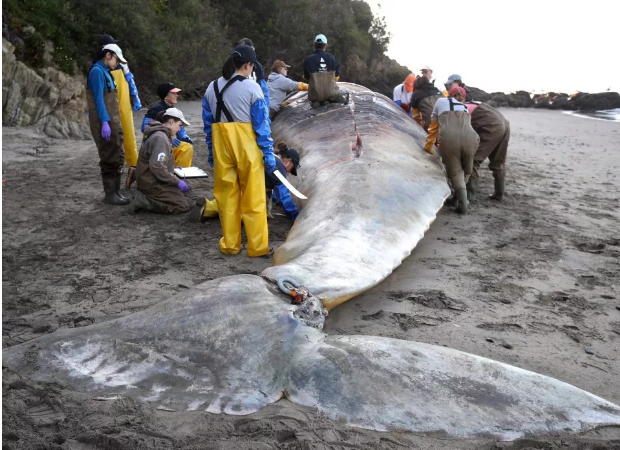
[2,103,620,449]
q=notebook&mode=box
[174,167,209,179]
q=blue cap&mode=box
[315,34,327,44]
[231,45,258,64]
[445,74,462,85]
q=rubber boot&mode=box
[455,188,469,214]
[115,172,129,202]
[466,178,478,202]
[490,172,505,201]
[131,191,165,213]
[189,197,206,222]
[445,191,458,207]
[102,174,130,205]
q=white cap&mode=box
[102,44,127,64]
[421,65,432,71]
[315,34,327,44]
[165,108,190,126]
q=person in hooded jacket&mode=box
[96,34,142,190]
[87,43,129,206]
[410,76,442,131]
[199,44,276,257]
[464,102,510,201]
[130,108,192,214]
[424,86,479,214]
[267,60,308,118]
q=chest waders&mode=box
[86,66,128,205]
[468,103,509,201]
[437,99,480,214]
[211,76,270,257]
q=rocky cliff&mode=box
[2,38,90,139]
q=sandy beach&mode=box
[2,103,620,449]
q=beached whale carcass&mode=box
[3,84,620,439]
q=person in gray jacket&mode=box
[130,108,193,214]
[267,60,308,118]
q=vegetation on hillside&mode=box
[3,0,410,101]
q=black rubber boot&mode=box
[189,198,207,223]
[490,173,505,201]
[445,191,458,207]
[466,178,478,202]
[115,172,129,202]
[130,191,165,213]
[455,188,469,214]
[102,175,130,205]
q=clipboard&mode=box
[174,167,209,179]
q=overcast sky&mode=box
[369,0,619,94]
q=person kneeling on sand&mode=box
[130,108,193,214]
[424,86,479,214]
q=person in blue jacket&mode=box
[86,43,129,206]
[196,44,275,257]
[142,82,194,168]
[265,146,300,220]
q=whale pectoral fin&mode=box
[286,334,620,438]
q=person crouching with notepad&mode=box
[130,108,193,214]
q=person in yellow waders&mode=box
[142,83,194,170]
[198,44,276,257]
[96,35,142,190]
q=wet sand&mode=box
[2,103,620,449]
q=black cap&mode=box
[98,34,120,46]
[231,45,258,64]
[157,82,181,100]
[281,147,301,176]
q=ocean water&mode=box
[563,108,620,122]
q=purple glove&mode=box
[178,179,190,193]
[101,121,111,141]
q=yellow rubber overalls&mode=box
[212,76,269,257]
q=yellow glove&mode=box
[424,120,439,154]
[335,76,340,82]
[297,82,309,92]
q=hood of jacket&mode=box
[144,121,170,139]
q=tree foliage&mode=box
[3,0,409,100]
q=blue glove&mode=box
[171,137,181,148]
[254,62,265,81]
[177,126,193,144]
[178,180,190,193]
[264,153,276,174]
[101,121,111,141]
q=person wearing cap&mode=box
[199,44,275,257]
[303,34,348,107]
[443,74,473,101]
[87,43,130,206]
[267,60,309,118]
[142,82,194,168]
[130,108,192,214]
[463,102,510,202]
[237,38,270,108]
[410,75,442,131]
[424,86,479,214]
[392,73,415,113]
[191,145,301,222]
[265,146,300,220]
[420,65,433,81]
[96,35,142,191]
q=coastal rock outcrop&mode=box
[2,38,90,139]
